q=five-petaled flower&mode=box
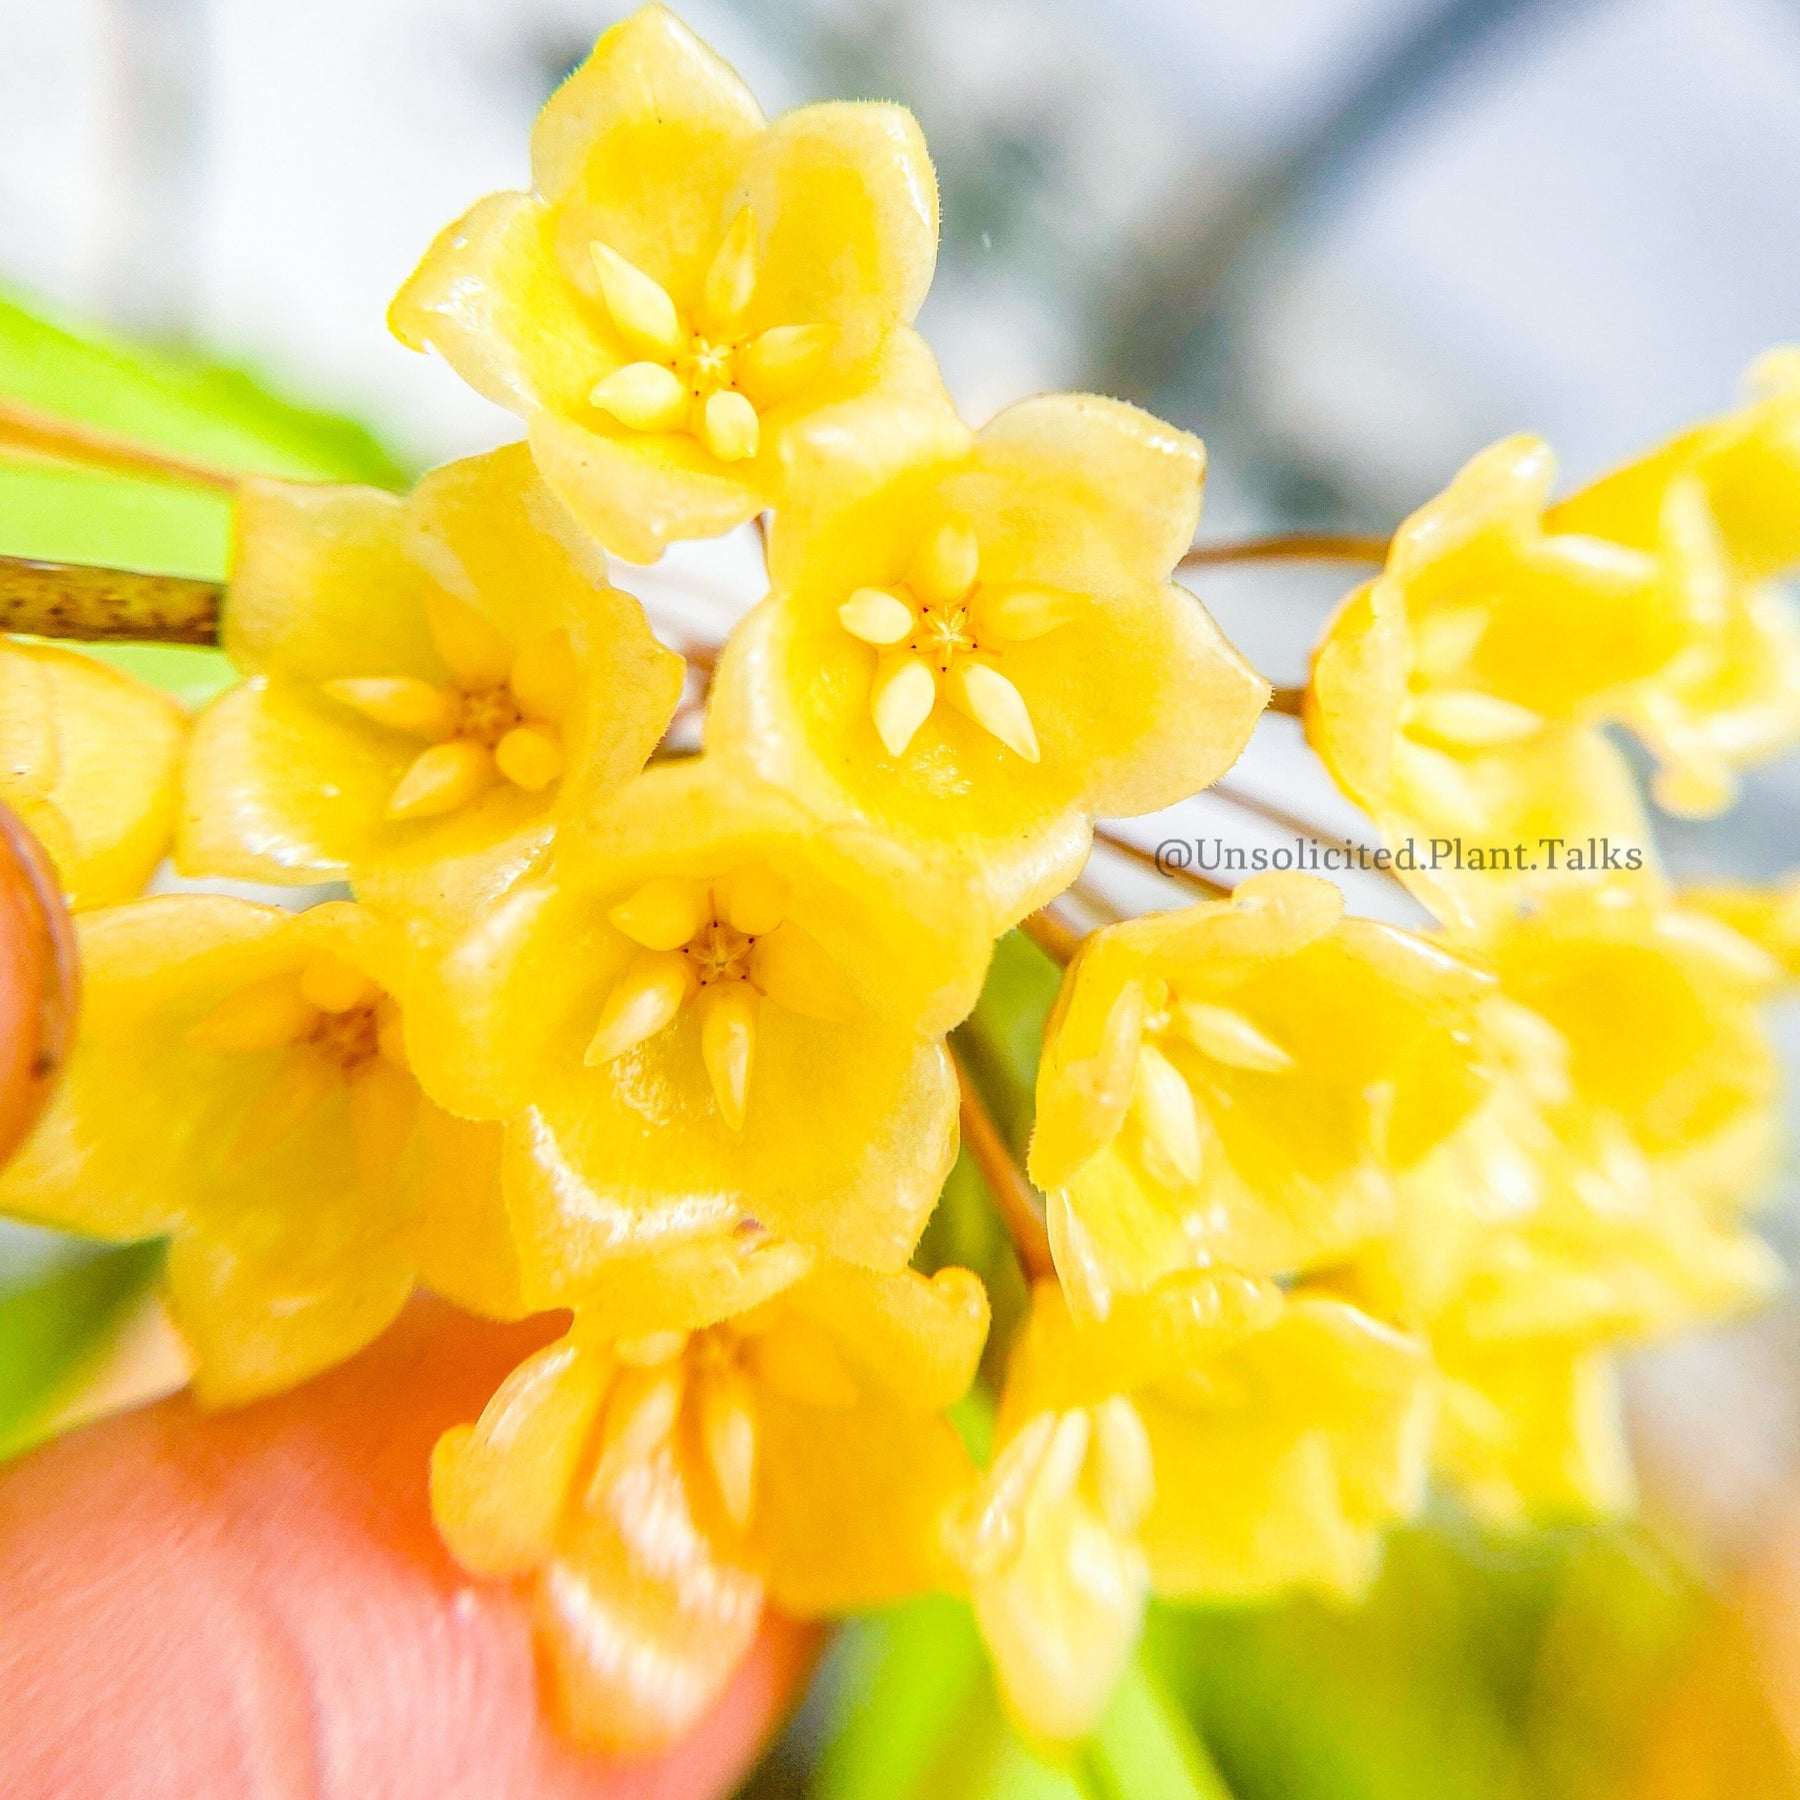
[179,445,683,920]
[949,1274,1430,1740]
[708,392,1269,931]
[0,896,522,1403]
[432,1254,987,1751]
[401,755,994,1294]
[389,4,951,563]
[1028,873,1497,1321]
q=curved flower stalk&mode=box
[708,391,1269,931]
[179,445,683,923]
[1027,872,1498,1320]
[947,1275,1431,1740]
[1345,886,1784,1521]
[390,5,951,563]
[0,640,187,908]
[0,896,521,1404]
[431,1256,987,1752]
[402,755,994,1290]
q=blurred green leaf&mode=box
[956,929,1063,1149]
[0,1238,163,1460]
[0,285,409,703]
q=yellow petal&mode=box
[584,948,694,1064]
[346,1059,420,1192]
[588,1362,687,1498]
[1172,1001,1294,1072]
[509,629,578,724]
[974,585,1087,643]
[298,953,379,1015]
[1092,1396,1154,1534]
[948,660,1040,762]
[700,389,760,463]
[712,864,790,937]
[494,724,565,792]
[909,515,979,605]
[589,240,684,356]
[698,980,758,1130]
[608,876,713,951]
[701,208,758,336]
[1410,605,1489,680]
[838,587,916,646]
[423,590,514,690]
[1130,1042,1202,1187]
[227,1047,338,1168]
[747,922,858,1022]
[385,739,497,820]
[699,1366,758,1531]
[589,361,689,433]
[1404,688,1542,750]
[871,653,937,756]
[186,974,318,1052]
[320,676,459,741]
[734,323,837,409]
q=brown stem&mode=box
[1092,826,1232,898]
[1267,685,1306,718]
[1179,531,1390,570]
[0,397,241,496]
[1018,907,1083,966]
[0,555,223,645]
[950,1042,1055,1283]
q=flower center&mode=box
[309,1002,382,1075]
[914,598,975,672]
[685,919,756,985]
[455,684,524,747]
[679,336,737,398]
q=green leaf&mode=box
[0,285,410,703]
[1079,1660,1235,1800]
[956,929,1064,1148]
[0,1237,163,1460]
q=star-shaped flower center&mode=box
[583,209,838,467]
[321,590,576,822]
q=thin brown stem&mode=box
[0,397,241,496]
[0,555,222,645]
[1018,907,1083,966]
[1092,825,1232,899]
[1267,685,1306,717]
[1179,531,1390,570]
[950,1042,1055,1283]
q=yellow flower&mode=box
[431,1256,987,1752]
[1344,887,1783,1522]
[179,446,683,921]
[403,756,993,1292]
[0,896,521,1404]
[1306,437,1673,934]
[1027,872,1496,1320]
[708,392,1269,930]
[1683,872,1800,979]
[948,1275,1430,1739]
[1550,357,1800,815]
[0,639,186,907]
[389,5,950,563]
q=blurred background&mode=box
[2,1,1800,1794]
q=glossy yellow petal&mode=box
[588,241,685,356]
[589,360,690,432]
[697,979,758,1129]
[909,515,980,606]
[700,389,760,463]
[712,863,790,937]
[185,973,317,1052]
[838,587,915,646]
[494,723,565,792]
[736,323,837,409]
[700,206,758,336]
[0,642,187,908]
[870,652,937,756]
[947,660,1040,762]
[584,948,695,1064]
[509,628,579,724]
[386,739,497,820]
[608,875,713,951]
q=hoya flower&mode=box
[1345,888,1784,1522]
[1550,360,1800,815]
[389,5,949,562]
[0,896,520,1404]
[1027,872,1496,1321]
[403,756,993,1290]
[0,639,186,908]
[1308,572,1663,937]
[179,445,682,919]
[431,1257,986,1752]
[948,1275,1429,1739]
[708,392,1269,930]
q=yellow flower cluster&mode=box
[0,2,1791,1758]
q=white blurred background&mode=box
[2,0,1799,1567]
